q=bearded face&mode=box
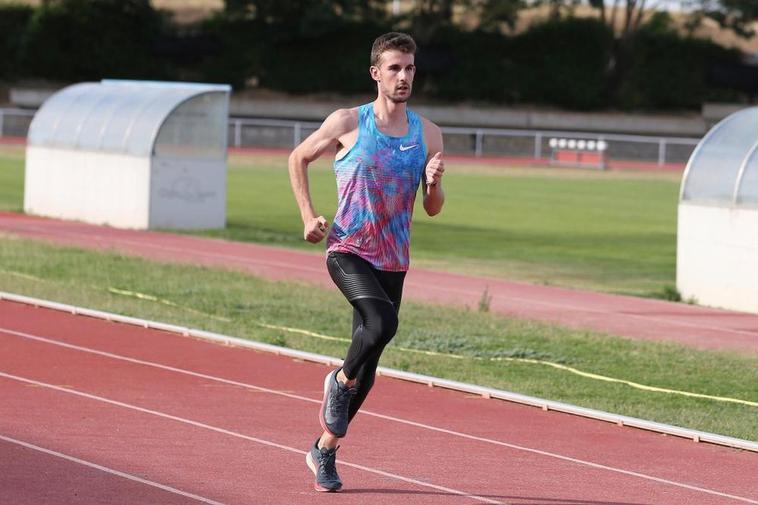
[371,50,416,103]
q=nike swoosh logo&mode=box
[399,144,419,152]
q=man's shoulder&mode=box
[323,107,360,134]
[417,114,441,135]
[332,106,360,120]
[414,113,443,152]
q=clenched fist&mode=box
[425,152,445,187]
[304,216,329,243]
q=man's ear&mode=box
[369,66,380,82]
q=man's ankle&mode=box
[336,369,357,387]
[318,433,339,450]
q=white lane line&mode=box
[7,223,757,340]
[0,434,226,505]
[0,371,507,505]
[2,326,756,504]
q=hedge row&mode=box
[0,1,744,110]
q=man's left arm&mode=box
[422,120,445,216]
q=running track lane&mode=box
[0,300,755,504]
[1,211,756,353]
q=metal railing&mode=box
[3,108,701,166]
[440,126,700,166]
[0,108,35,138]
[228,117,322,151]
[226,117,701,166]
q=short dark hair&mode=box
[370,32,417,67]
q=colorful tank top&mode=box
[326,103,426,272]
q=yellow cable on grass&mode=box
[257,321,757,407]
[487,356,758,407]
[107,287,757,408]
[0,269,45,282]
[107,288,232,323]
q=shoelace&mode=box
[329,386,357,417]
[319,447,339,479]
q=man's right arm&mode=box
[288,108,356,243]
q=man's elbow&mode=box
[288,150,300,167]
[288,149,308,175]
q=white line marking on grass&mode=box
[0,434,226,505]
[1,327,756,503]
[0,371,508,505]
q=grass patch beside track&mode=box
[1,237,755,441]
[219,155,682,297]
[220,157,679,296]
[0,148,24,213]
[0,149,681,296]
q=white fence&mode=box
[2,108,700,166]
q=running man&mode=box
[288,32,445,492]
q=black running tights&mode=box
[326,252,406,422]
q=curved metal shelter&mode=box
[677,106,758,313]
[680,106,758,206]
[25,80,230,230]
[28,79,229,159]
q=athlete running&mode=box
[288,32,446,492]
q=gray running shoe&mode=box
[319,368,357,438]
[305,439,342,492]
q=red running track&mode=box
[1,211,757,353]
[0,299,756,505]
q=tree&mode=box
[532,0,582,20]
[478,0,527,31]
[581,0,758,41]
[583,0,657,42]
[223,0,387,26]
[684,0,758,38]
[409,0,527,38]
[570,0,756,106]
[22,0,168,81]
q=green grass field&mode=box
[0,147,682,297]
[0,147,24,213]
[1,237,755,441]
[224,153,681,297]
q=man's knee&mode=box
[364,306,398,348]
[377,305,399,341]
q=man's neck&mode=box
[373,96,408,127]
